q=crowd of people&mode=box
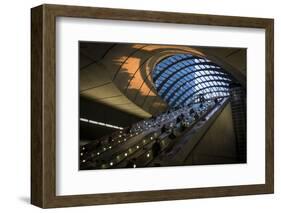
[80,97,220,169]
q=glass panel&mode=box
[152,53,231,107]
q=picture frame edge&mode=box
[31,4,274,208]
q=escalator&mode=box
[80,98,229,170]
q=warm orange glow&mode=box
[117,55,157,97]
[127,65,157,97]
[116,44,206,98]
[111,44,206,112]
[120,57,141,78]
[80,43,208,117]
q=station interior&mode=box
[79,42,247,170]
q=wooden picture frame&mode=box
[31,4,274,208]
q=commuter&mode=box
[176,115,182,123]
[180,120,188,131]
[189,108,195,116]
[152,138,161,157]
[169,129,176,139]
[199,93,205,103]
[194,111,199,120]
[180,113,185,120]
[161,124,167,133]
[125,126,131,134]
[214,98,218,104]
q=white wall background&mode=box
[0,0,279,212]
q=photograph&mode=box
[79,42,247,170]
[29,3,274,208]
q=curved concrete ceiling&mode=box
[80,42,246,118]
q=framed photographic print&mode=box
[31,4,274,208]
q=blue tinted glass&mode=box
[152,54,231,107]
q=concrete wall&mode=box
[185,103,237,165]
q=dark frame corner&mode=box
[31,4,274,208]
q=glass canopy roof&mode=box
[152,54,232,107]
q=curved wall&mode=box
[80,42,246,117]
